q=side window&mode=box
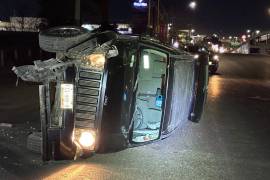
[138,49,167,94]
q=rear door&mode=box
[162,52,208,135]
[162,54,196,134]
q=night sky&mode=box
[109,0,270,35]
[0,0,41,19]
[0,0,270,35]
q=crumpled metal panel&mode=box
[12,41,119,82]
[12,58,69,82]
[66,39,118,59]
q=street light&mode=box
[147,0,152,28]
[246,29,251,34]
[256,30,260,35]
[189,1,197,10]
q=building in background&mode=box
[81,23,133,35]
[0,17,47,32]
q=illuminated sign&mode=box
[133,0,148,8]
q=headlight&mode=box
[79,131,95,148]
[84,54,106,70]
[60,84,74,109]
[194,54,199,59]
[213,55,219,61]
[74,129,96,150]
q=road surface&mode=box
[0,54,270,180]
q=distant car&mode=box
[184,44,219,74]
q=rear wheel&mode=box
[39,26,92,53]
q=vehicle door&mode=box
[129,45,169,143]
[162,53,208,135]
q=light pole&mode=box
[147,0,152,28]
[187,1,197,44]
[157,0,160,34]
[74,0,81,25]
[100,0,109,26]
[147,0,161,35]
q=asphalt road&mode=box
[0,53,270,180]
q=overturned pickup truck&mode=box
[13,27,208,161]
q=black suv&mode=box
[13,27,208,161]
[184,44,219,74]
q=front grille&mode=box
[75,68,103,128]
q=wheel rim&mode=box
[46,27,87,37]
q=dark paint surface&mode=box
[0,54,270,179]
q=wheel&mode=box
[39,26,92,53]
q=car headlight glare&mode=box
[194,54,199,59]
[77,130,96,149]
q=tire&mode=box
[27,132,42,154]
[39,26,92,53]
